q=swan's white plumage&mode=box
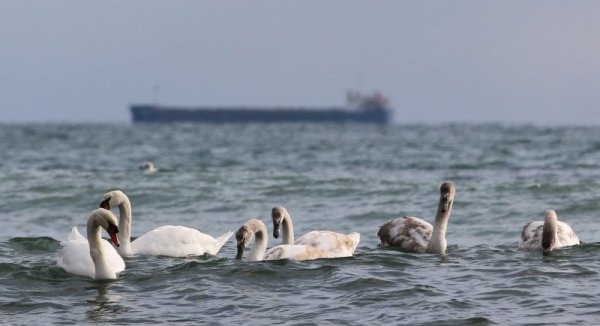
[58,234,124,279]
[295,231,360,258]
[263,243,325,261]
[271,206,360,258]
[519,210,580,252]
[58,210,125,280]
[236,219,331,262]
[67,226,87,241]
[130,226,234,257]
[101,190,233,257]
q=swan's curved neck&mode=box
[281,211,294,245]
[426,197,453,254]
[116,198,132,256]
[542,217,557,253]
[247,221,268,261]
[87,217,113,279]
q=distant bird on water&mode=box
[139,161,157,173]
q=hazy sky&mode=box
[2,1,599,124]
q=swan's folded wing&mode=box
[66,227,86,242]
[518,221,543,249]
[264,244,328,261]
[131,225,226,257]
[212,230,234,255]
[556,221,580,247]
[295,231,359,258]
[58,239,95,279]
[377,216,432,253]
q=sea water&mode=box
[1,123,600,325]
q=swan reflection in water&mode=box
[86,283,128,323]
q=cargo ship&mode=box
[130,91,391,124]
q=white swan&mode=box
[377,182,456,255]
[271,206,360,258]
[100,190,233,257]
[58,208,125,280]
[519,209,580,254]
[235,219,330,262]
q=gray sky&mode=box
[2,1,599,124]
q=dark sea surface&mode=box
[1,123,600,325]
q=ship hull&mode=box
[130,105,390,124]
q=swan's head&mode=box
[139,162,156,173]
[92,208,121,247]
[439,182,456,213]
[107,223,120,248]
[271,206,288,239]
[100,190,127,210]
[235,224,255,260]
[542,210,558,255]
